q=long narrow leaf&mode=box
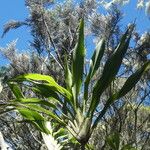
[19,98,56,109]
[21,104,66,126]
[18,108,50,134]
[34,83,72,105]
[84,39,105,104]
[65,60,72,92]
[92,61,150,129]
[53,128,66,139]
[85,39,105,85]
[9,74,73,105]
[12,73,55,83]
[117,61,150,98]
[32,85,59,99]
[106,132,120,150]
[72,19,85,107]
[8,82,24,100]
[89,26,133,115]
[107,61,150,104]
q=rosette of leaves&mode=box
[1,19,150,149]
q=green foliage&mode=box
[106,132,120,150]
[8,82,24,100]
[89,26,133,116]
[11,73,73,104]
[106,132,137,150]
[84,39,105,104]
[72,19,85,108]
[3,19,150,149]
[18,108,50,134]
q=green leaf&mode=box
[89,26,133,115]
[12,73,55,83]
[84,39,105,105]
[65,60,72,92]
[117,61,150,98]
[72,19,85,107]
[121,144,137,150]
[106,132,120,150]
[92,61,150,130]
[10,73,73,105]
[18,108,50,134]
[21,104,66,126]
[108,61,150,104]
[19,98,56,109]
[8,82,24,100]
[85,144,95,150]
[32,84,59,99]
[34,83,72,105]
[53,128,66,139]
[85,39,105,85]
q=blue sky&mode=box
[0,0,31,66]
[0,0,150,66]
[0,1,31,48]
[122,1,150,33]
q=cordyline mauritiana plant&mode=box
[2,19,150,149]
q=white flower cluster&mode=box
[100,0,130,10]
[112,0,130,5]
[137,0,150,16]
[100,0,150,16]
[138,32,150,45]
[137,0,144,9]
